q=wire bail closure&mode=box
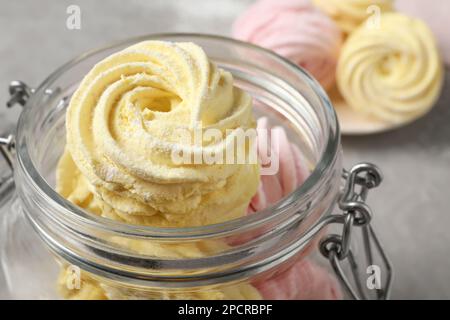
[0,135,15,170]
[2,80,32,170]
[6,80,34,108]
[0,80,32,190]
[1,81,59,181]
[320,163,393,300]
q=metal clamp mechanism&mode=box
[320,163,393,300]
[0,134,15,197]
[0,135,15,170]
[1,80,60,191]
[1,80,34,190]
[2,81,33,160]
[6,80,34,108]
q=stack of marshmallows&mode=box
[234,0,444,127]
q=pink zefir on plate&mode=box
[233,0,343,91]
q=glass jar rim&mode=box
[15,33,340,239]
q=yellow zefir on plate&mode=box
[333,13,444,135]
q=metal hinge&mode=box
[0,135,15,170]
[320,163,393,300]
[6,80,34,108]
[1,81,34,190]
[1,80,60,190]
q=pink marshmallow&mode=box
[249,117,309,212]
[243,117,309,245]
[233,0,343,90]
[255,259,342,300]
[272,126,298,194]
[242,118,342,300]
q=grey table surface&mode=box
[1,0,449,300]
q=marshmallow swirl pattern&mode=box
[233,0,343,90]
[313,0,394,34]
[59,41,259,227]
[336,13,444,124]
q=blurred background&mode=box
[0,0,449,299]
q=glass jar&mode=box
[0,34,392,300]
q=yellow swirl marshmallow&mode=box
[336,13,444,124]
[56,41,262,299]
[57,41,259,227]
[313,0,393,34]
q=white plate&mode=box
[328,86,414,136]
